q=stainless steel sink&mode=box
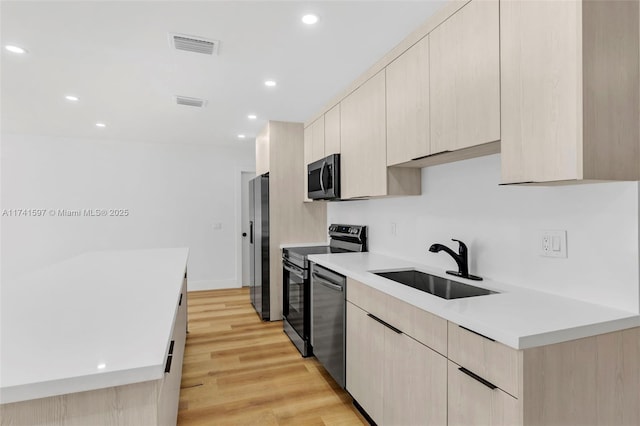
[373,269,497,300]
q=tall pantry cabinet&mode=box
[255,121,327,320]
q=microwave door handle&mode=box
[319,161,325,193]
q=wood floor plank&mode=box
[178,288,367,425]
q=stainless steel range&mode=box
[281,225,367,357]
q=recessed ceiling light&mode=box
[5,45,27,54]
[238,134,246,139]
[248,114,257,120]
[264,80,277,87]
[97,363,106,370]
[65,95,79,102]
[302,14,319,25]
[95,122,107,128]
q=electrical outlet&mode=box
[539,230,567,258]
[213,222,222,230]
[391,222,397,236]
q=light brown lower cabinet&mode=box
[345,279,640,426]
[346,299,446,426]
[448,360,520,426]
[448,323,640,426]
[384,328,447,426]
[346,301,385,422]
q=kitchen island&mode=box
[0,248,189,425]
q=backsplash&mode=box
[328,154,640,313]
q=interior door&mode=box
[241,171,255,287]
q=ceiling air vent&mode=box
[175,96,207,108]
[170,33,219,55]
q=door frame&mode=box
[236,166,256,288]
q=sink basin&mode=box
[373,269,497,300]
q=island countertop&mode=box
[0,248,189,404]
[308,252,640,350]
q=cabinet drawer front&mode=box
[385,294,447,356]
[448,322,520,397]
[448,361,521,426]
[346,278,386,319]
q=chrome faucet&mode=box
[429,239,482,281]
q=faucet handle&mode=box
[451,239,467,255]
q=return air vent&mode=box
[170,33,219,55]
[175,96,207,108]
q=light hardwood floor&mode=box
[177,288,367,426]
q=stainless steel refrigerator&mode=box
[249,174,270,320]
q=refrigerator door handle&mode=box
[249,221,254,244]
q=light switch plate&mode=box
[539,230,567,258]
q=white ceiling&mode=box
[1,1,444,146]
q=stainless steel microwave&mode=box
[307,154,340,200]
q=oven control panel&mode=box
[328,224,366,239]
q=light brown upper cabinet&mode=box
[255,125,270,176]
[324,104,341,156]
[304,108,341,202]
[430,0,500,154]
[341,71,421,199]
[386,35,431,166]
[303,117,325,201]
[340,71,388,198]
[501,0,640,184]
[304,117,325,164]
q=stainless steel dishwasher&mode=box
[310,262,346,388]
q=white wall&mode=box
[1,134,255,290]
[328,154,640,313]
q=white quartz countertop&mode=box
[308,252,640,350]
[0,248,189,404]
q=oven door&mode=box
[282,259,310,348]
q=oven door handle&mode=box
[283,261,305,278]
[320,161,326,193]
[312,273,343,292]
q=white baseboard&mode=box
[188,279,240,291]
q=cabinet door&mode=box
[386,35,430,166]
[303,118,325,202]
[430,0,500,153]
[500,0,580,184]
[324,104,341,155]
[255,125,270,175]
[384,329,447,426]
[309,117,325,163]
[303,126,313,202]
[340,71,387,199]
[346,301,384,423]
[448,361,520,426]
